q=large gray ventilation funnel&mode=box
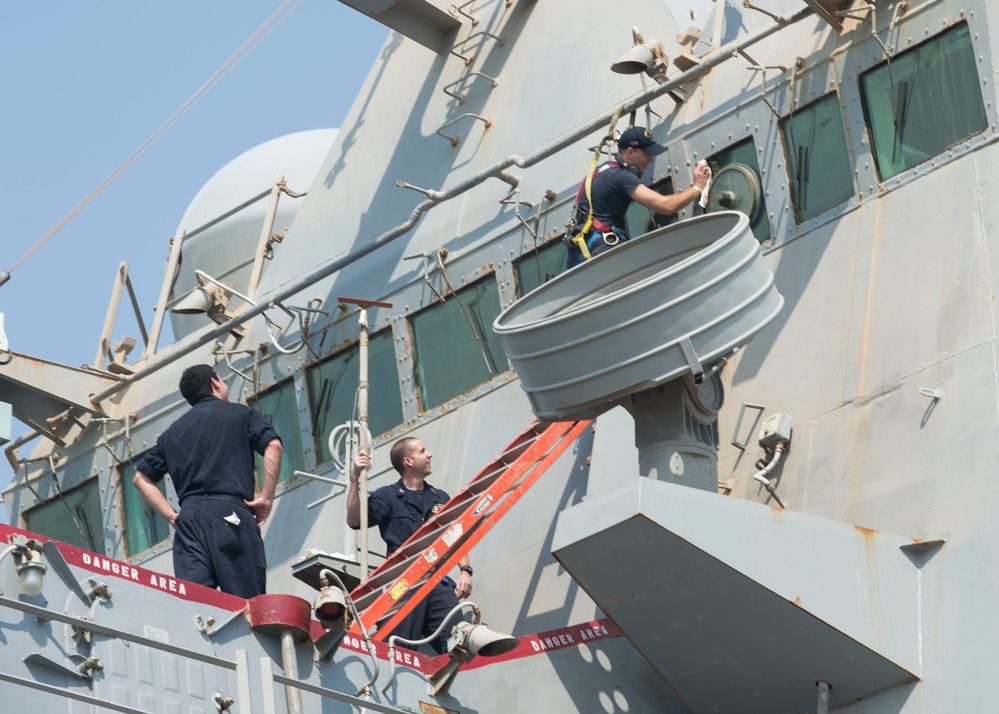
[493,211,783,422]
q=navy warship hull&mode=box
[2,0,997,711]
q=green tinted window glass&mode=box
[307,330,403,462]
[781,93,854,222]
[250,380,303,487]
[23,478,105,555]
[861,22,986,181]
[515,241,566,296]
[411,277,506,410]
[119,460,171,557]
[708,139,771,243]
[625,176,677,237]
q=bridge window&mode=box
[515,240,565,296]
[250,379,304,487]
[781,93,854,223]
[707,138,771,242]
[119,460,171,557]
[23,477,105,555]
[307,329,404,463]
[861,22,987,181]
[410,275,506,410]
[625,176,678,236]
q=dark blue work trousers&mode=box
[173,496,266,598]
[385,578,462,654]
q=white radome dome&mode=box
[170,128,337,340]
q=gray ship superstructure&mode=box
[1,0,996,712]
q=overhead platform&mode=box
[0,352,115,444]
[552,479,925,713]
[338,0,461,54]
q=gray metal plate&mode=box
[553,480,918,713]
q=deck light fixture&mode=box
[380,601,519,696]
[169,269,324,351]
[427,607,520,696]
[313,569,371,666]
[171,272,240,326]
[0,536,47,597]
[16,547,46,596]
[171,285,218,315]
[611,27,669,84]
[313,578,348,624]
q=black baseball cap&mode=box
[617,126,666,156]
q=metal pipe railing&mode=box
[0,594,238,669]
[0,671,152,714]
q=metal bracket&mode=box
[449,0,479,26]
[195,607,246,638]
[678,337,703,376]
[436,112,493,146]
[449,30,505,65]
[42,540,92,605]
[214,692,235,711]
[23,653,102,680]
[195,615,216,635]
[731,402,766,450]
[443,71,498,104]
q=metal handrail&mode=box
[272,671,408,714]
[0,594,237,670]
[0,671,152,714]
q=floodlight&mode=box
[447,621,520,657]
[611,27,669,84]
[428,618,520,696]
[172,286,217,315]
[314,582,347,624]
[2,538,48,597]
[17,552,46,596]
[611,44,657,74]
[170,272,248,337]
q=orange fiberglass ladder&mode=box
[349,419,591,640]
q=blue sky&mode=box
[0,1,388,517]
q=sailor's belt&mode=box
[185,493,247,507]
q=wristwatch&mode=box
[459,565,474,576]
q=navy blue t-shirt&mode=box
[367,481,449,555]
[136,396,280,504]
[574,159,643,237]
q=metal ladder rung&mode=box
[367,420,591,639]
[349,420,590,638]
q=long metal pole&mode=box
[144,231,185,358]
[94,262,129,369]
[338,297,391,577]
[247,177,284,299]
[358,306,370,580]
[816,681,831,714]
[280,628,304,714]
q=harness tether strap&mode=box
[572,107,623,261]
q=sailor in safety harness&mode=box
[565,126,711,269]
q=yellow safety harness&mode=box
[570,108,624,262]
